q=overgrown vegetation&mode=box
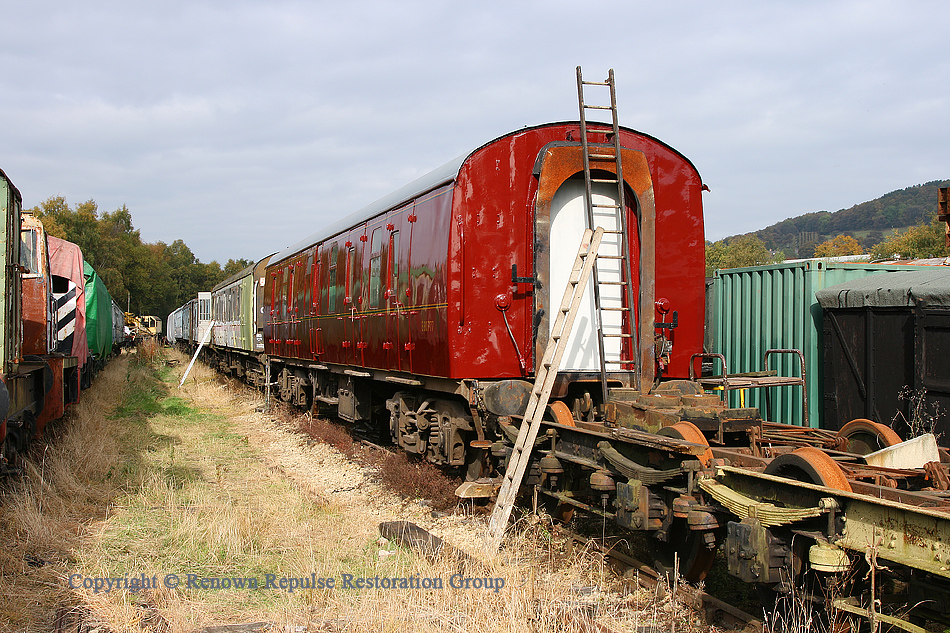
[4,350,719,632]
[894,386,945,443]
[295,412,462,510]
[814,234,863,257]
[870,213,949,260]
[704,234,783,276]
[707,211,948,275]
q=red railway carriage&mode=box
[263,122,705,447]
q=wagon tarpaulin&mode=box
[47,236,89,368]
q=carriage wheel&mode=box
[764,446,852,492]
[761,446,858,620]
[650,519,717,583]
[652,421,716,582]
[836,419,902,456]
[659,420,713,466]
[547,401,575,427]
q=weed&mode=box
[298,412,356,456]
[376,451,462,511]
[893,386,945,442]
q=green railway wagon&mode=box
[212,264,256,353]
[83,261,113,362]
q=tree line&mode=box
[30,197,252,320]
[706,213,949,276]
[750,179,950,254]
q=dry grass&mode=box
[0,350,144,631]
[0,348,721,632]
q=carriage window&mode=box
[345,246,355,304]
[369,228,383,309]
[270,271,277,315]
[328,244,338,313]
[52,275,69,294]
[285,267,293,315]
[310,254,320,313]
[20,229,38,274]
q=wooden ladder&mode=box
[485,227,605,552]
[576,66,641,398]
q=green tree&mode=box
[870,214,949,260]
[705,235,777,276]
[815,235,863,257]
[27,196,233,319]
[223,258,254,278]
[798,241,817,258]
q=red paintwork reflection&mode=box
[264,123,705,381]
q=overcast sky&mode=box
[3,1,948,265]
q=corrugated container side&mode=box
[712,261,928,427]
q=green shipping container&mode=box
[712,260,927,428]
[84,262,113,360]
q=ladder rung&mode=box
[589,153,616,160]
[601,307,630,312]
[603,333,633,338]
[583,104,612,110]
[602,229,623,234]
[597,254,625,260]
[598,280,627,286]
[581,80,610,86]
[592,203,620,209]
[592,178,619,184]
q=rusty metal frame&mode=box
[532,142,656,397]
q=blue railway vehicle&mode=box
[167,304,185,346]
[180,299,195,345]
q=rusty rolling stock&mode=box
[0,170,119,474]
[171,72,950,629]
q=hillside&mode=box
[740,179,950,255]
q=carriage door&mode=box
[385,206,413,373]
[197,292,212,345]
[549,175,638,371]
[277,266,290,357]
[384,222,402,371]
[365,225,386,369]
[342,235,363,366]
[308,250,322,359]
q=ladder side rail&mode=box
[606,68,642,389]
[576,65,611,405]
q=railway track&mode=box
[554,525,762,631]
[209,355,950,631]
